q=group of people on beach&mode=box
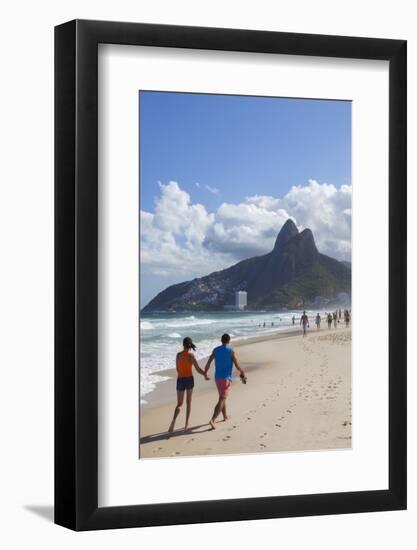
[299,308,351,336]
[168,334,247,433]
[325,309,351,329]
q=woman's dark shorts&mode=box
[176,376,194,391]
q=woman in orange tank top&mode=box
[168,337,209,433]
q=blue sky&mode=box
[139,92,351,307]
[140,92,351,213]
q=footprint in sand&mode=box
[275,424,281,428]
[260,443,267,448]
[287,410,292,413]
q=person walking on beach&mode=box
[345,309,350,328]
[168,337,208,433]
[333,312,338,328]
[300,311,309,336]
[315,313,321,330]
[292,315,295,325]
[204,333,246,430]
[327,312,333,329]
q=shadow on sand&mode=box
[140,423,213,445]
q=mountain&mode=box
[142,219,351,312]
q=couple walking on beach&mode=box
[168,334,247,433]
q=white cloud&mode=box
[275,179,352,259]
[204,202,291,258]
[140,179,351,281]
[205,184,220,195]
[141,182,225,278]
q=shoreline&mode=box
[143,326,305,410]
[140,326,352,458]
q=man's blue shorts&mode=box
[176,376,194,391]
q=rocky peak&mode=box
[273,219,299,253]
[296,228,318,255]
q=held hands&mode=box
[204,372,210,381]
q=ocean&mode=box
[140,309,329,402]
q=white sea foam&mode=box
[140,372,172,397]
[159,319,216,328]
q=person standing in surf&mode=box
[327,312,333,329]
[204,333,246,430]
[168,337,208,433]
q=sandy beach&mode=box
[140,326,351,458]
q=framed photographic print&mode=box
[55,20,406,530]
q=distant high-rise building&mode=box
[235,291,247,310]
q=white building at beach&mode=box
[235,291,247,310]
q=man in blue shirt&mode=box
[204,333,246,430]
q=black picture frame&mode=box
[55,19,407,531]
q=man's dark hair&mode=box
[221,333,231,344]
